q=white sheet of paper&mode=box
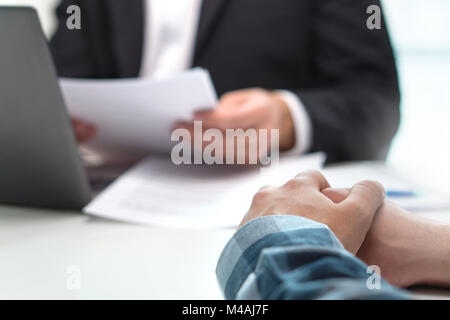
[60,68,217,156]
[322,164,450,212]
[83,153,326,229]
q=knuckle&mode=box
[295,169,324,182]
[252,188,273,203]
[283,178,303,190]
[307,169,324,177]
[220,92,234,100]
[358,180,385,200]
[292,170,328,188]
[258,185,273,192]
[249,87,263,94]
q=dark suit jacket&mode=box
[50,0,400,163]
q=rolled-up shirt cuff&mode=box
[276,90,313,155]
[216,215,343,299]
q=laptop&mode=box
[0,7,92,210]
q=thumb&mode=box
[339,180,385,215]
[322,188,350,203]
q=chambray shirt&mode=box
[216,216,411,300]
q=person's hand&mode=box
[174,88,295,163]
[323,188,450,288]
[240,170,386,254]
[71,118,97,144]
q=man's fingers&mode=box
[193,105,260,130]
[193,108,215,119]
[283,170,330,191]
[218,89,258,108]
[322,188,350,204]
[71,119,97,143]
[339,180,385,214]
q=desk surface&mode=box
[0,206,232,299]
[0,206,449,299]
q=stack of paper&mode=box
[60,68,217,157]
[83,153,326,229]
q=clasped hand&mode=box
[241,170,450,288]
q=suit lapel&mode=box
[107,0,144,77]
[194,0,230,63]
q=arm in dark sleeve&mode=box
[298,0,400,163]
[217,216,410,300]
[49,0,115,78]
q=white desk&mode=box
[0,205,233,299]
[0,205,449,299]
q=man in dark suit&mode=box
[50,0,400,163]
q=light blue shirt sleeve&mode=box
[216,215,410,300]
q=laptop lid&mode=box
[0,7,91,210]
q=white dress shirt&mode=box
[140,0,312,154]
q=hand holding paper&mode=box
[60,68,217,157]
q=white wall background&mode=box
[382,1,450,190]
[0,0,58,36]
[1,0,449,190]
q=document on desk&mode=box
[60,68,217,156]
[83,153,326,229]
[322,164,450,212]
